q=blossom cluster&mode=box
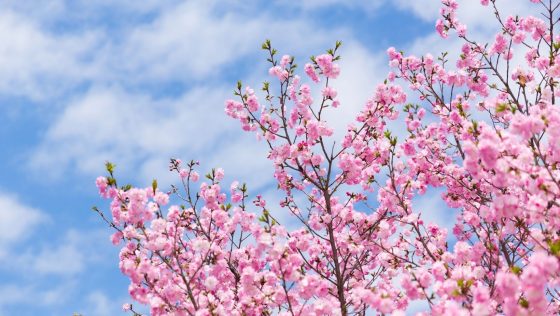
[97,1,560,315]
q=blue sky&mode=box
[0,1,538,315]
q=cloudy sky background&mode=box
[0,1,538,315]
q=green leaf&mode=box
[261,39,271,50]
[471,120,478,131]
[549,239,560,256]
[456,102,465,117]
[511,266,522,275]
[152,179,158,194]
[457,278,473,295]
[105,161,115,174]
[384,130,392,139]
[519,297,529,308]
[335,40,342,49]
[495,103,508,113]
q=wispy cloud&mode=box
[0,11,102,101]
[0,193,46,255]
[282,0,383,11]
[27,0,386,189]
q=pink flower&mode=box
[321,86,337,99]
[214,168,225,181]
[179,169,189,179]
[510,113,544,140]
[269,65,289,81]
[96,176,109,197]
[192,239,210,252]
[304,63,320,82]
[387,47,402,61]
[496,271,520,298]
[98,17,560,313]
[280,54,291,68]
[110,231,123,245]
[205,276,218,291]
[436,19,448,38]
[490,34,508,55]
[402,141,416,156]
[154,192,169,206]
[315,54,340,79]
[456,23,467,37]
[246,94,260,112]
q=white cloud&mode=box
[0,284,30,306]
[0,194,46,251]
[31,83,289,192]
[31,241,85,276]
[85,291,112,316]
[31,85,236,180]
[206,134,272,189]
[119,1,262,80]
[0,11,102,101]
[394,0,441,22]
[0,0,339,103]
[0,0,178,25]
[82,291,147,316]
[10,0,534,107]
[0,223,122,312]
[0,281,74,308]
[1,228,113,279]
[114,0,338,83]
[283,0,383,11]
[28,0,377,189]
[0,223,132,316]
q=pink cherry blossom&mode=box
[96,2,560,315]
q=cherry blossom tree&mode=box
[96,0,560,314]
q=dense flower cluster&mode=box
[97,1,560,315]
